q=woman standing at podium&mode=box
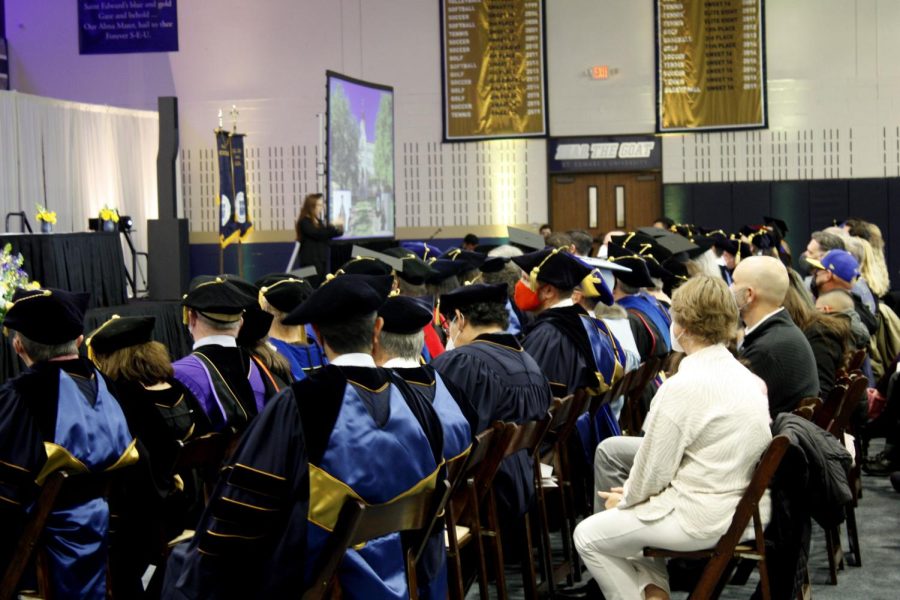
[295,193,343,286]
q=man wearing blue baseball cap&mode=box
[806,249,878,335]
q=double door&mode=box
[549,171,661,244]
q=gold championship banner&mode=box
[656,0,766,132]
[441,0,547,140]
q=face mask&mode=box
[670,322,686,353]
[598,244,609,259]
[732,287,749,314]
[810,272,824,298]
[514,280,542,312]
[445,315,462,350]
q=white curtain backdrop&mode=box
[0,90,158,293]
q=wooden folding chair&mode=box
[845,348,867,373]
[813,379,849,433]
[302,479,452,600]
[821,372,868,583]
[445,426,509,600]
[533,391,589,594]
[144,429,244,592]
[619,357,662,436]
[172,429,241,502]
[579,373,633,514]
[0,467,131,600]
[791,396,823,421]
[487,416,553,600]
[643,435,791,600]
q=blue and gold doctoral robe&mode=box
[390,365,472,598]
[269,336,328,381]
[523,304,624,397]
[163,365,446,600]
[0,359,137,600]
[522,305,626,464]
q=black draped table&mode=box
[0,232,128,309]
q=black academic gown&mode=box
[522,304,619,397]
[432,333,552,517]
[109,379,213,593]
[163,364,445,600]
[627,310,669,362]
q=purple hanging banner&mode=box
[79,0,178,55]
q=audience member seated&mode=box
[575,275,772,600]
[575,268,640,373]
[0,288,139,599]
[514,247,625,398]
[86,314,212,593]
[432,283,552,519]
[221,275,294,396]
[806,249,878,335]
[568,229,596,257]
[816,289,873,349]
[844,218,891,298]
[731,256,819,415]
[782,270,851,397]
[173,277,267,432]
[607,249,672,361]
[462,233,479,251]
[374,295,471,465]
[373,295,472,597]
[163,274,447,599]
[863,367,900,476]
[256,273,326,380]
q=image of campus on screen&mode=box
[327,75,395,239]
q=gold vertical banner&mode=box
[442,0,547,140]
[657,0,766,132]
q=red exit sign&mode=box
[591,65,609,80]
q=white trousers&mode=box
[573,507,719,600]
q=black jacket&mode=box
[296,217,342,278]
[802,321,845,399]
[740,310,819,416]
[760,414,852,600]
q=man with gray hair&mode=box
[374,295,471,461]
[567,229,595,257]
[173,276,266,431]
[732,256,819,416]
[803,230,846,262]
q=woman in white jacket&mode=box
[574,275,772,600]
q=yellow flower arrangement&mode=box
[99,205,120,223]
[35,204,57,224]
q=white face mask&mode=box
[598,244,609,259]
[445,315,462,350]
[670,321,686,353]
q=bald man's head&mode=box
[732,256,790,308]
[816,289,854,313]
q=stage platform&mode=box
[0,299,191,383]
